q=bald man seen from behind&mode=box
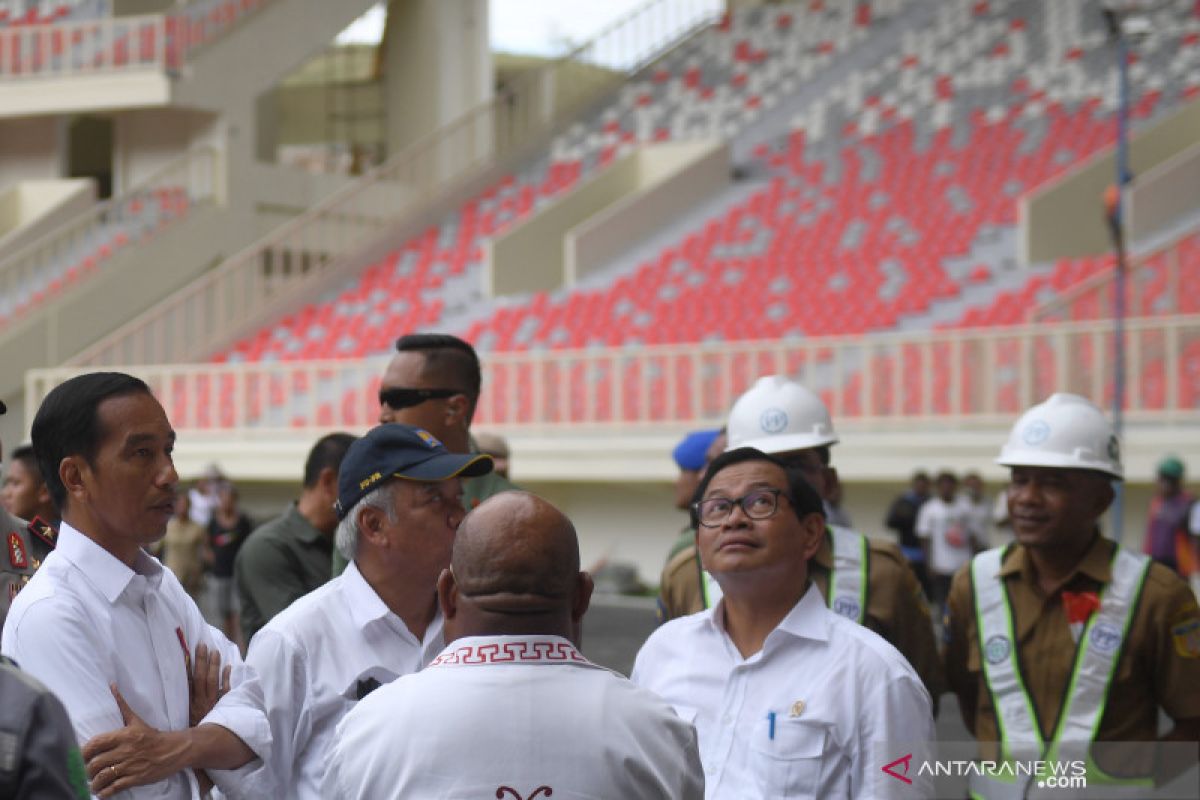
[323,492,704,799]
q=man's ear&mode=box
[572,571,594,624]
[318,466,339,499]
[36,481,52,508]
[59,456,86,504]
[445,394,470,429]
[437,568,458,620]
[357,505,387,547]
[799,513,826,561]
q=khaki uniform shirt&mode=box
[0,511,55,640]
[944,536,1200,774]
[658,530,945,702]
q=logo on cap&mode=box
[1022,420,1050,445]
[760,408,788,434]
[416,429,441,449]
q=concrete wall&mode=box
[0,179,94,250]
[0,117,61,188]
[1022,100,1200,263]
[568,141,728,283]
[114,109,215,192]
[1129,142,1200,243]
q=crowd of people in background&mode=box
[0,333,1198,798]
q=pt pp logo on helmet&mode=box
[984,635,1011,665]
[759,407,789,434]
[1021,420,1051,445]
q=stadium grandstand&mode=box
[2,0,1198,583]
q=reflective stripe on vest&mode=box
[700,526,868,625]
[967,545,1152,799]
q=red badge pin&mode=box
[8,533,28,569]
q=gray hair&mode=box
[334,482,400,561]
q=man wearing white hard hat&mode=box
[659,375,944,704]
[945,393,1200,798]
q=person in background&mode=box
[473,431,511,480]
[333,333,518,577]
[207,482,252,647]
[235,432,356,644]
[664,428,722,564]
[3,444,60,531]
[917,471,985,614]
[188,464,224,528]
[885,470,932,596]
[325,491,704,799]
[961,471,991,549]
[1144,455,1194,577]
[161,492,210,603]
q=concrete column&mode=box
[381,0,492,158]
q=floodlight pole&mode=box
[1106,7,1132,543]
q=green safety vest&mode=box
[968,545,1153,799]
[699,525,869,624]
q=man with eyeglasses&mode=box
[82,423,493,798]
[657,375,943,706]
[332,333,516,578]
[632,447,934,799]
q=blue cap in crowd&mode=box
[335,423,493,519]
[672,428,722,472]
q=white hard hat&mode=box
[996,393,1122,479]
[726,375,838,454]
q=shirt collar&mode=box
[286,503,325,545]
[341,560,393,629]
[706,580,831,644]
[427,634,591,668]
[55,521,164,604]
[999,535,1114,585]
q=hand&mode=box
[187,642,232,727]
[84,685,190,798]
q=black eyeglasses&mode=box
[693,488,789,528]
[378,387,461,410]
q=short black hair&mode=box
[9,445,43,484]
[303,432,357,488]
[32,372,153,513]
[395,333,481,400]
[690,447,825,528]
[935,471,958,484]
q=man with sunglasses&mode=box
[82,423,494,798]
[657,375,943,705]
[333,333,516,577]
[632,447,933,799]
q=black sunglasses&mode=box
[378,387,461,410]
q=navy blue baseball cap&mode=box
[335,423,493,520]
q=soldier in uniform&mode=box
[945,393,1200,798]
[658,375,944,704]
[1,401,57,640]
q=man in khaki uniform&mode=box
[658,376,944,704]
[945,393,1200,796]
[1,402,56,640]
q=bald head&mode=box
[438,492,592,644]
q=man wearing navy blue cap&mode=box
[82,423,493,799]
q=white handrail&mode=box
[0,146,219,325]
[29,314,1200,434]
[69,0,724,368]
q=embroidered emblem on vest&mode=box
[8,533,27,569]
[984,634,1011,665]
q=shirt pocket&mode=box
[750,717,827,798]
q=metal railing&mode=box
[0,146,219,325]
[29,314,1200,435]
[1028,227,1196,323]
[0,0,271,79]
[69,0,724,368]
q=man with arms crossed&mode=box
[325,491,703,798]
[1,372,269,798]
[634,447,933,799]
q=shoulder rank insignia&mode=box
[8,581,17,602]
[8,532,28,569]
[27,517,57,549]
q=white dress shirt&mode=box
[631,583,934,799]
[0,522,270,800]
[323,634,705,800]
[241,560,443,798]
